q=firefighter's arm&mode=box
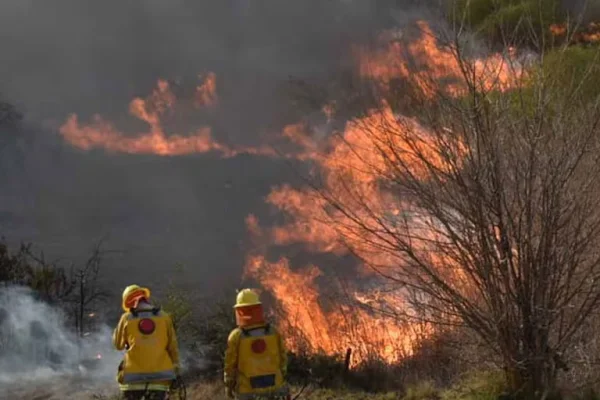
[224,328,241,388]
[276,328,288,377]
[112,313,128,351]
[166,314,181,370]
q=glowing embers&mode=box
[138,318,156,335]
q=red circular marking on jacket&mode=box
[138,318,156,335]
[251,338,267,354]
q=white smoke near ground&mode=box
[0,286,121,398]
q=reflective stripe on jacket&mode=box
[119,382,170,391]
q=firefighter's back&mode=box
[236,324,285,396]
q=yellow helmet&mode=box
[122,284,151,311]
[234,288,261,308]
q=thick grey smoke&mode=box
[0,286,121,398]
[0,286,208,398]
[0,0,433,292]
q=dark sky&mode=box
[0,0,434,295]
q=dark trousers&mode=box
[122,390,168,400]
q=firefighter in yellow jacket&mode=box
[113,284,180,400]
[224,289,289,400]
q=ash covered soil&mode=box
[2,376,118,400]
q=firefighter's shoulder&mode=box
[227,327,243,342]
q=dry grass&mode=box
[186,381,400,400]
[187,382,227,400]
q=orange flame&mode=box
[549,22,600,43]
[57,19,523,366]
[60,75,276,157]
[244,20,520,365]
[60,115,221,156]
[356,21,519,97]
[195,72,218,108]
[245,253,426,365]
[550,23,567,36]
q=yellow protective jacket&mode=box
[224,323,288,396]
[112,305,180,390]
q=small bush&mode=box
[403,381,440,400]
[542,46,600,101]
[287,350,346,387]
[442,370,505,400]
[450,0,563,46]
[349,360,403,392]
[568,389,600,400]
[305,387,399,400]
[191,298,236,377]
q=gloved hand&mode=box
[225,386,235,399]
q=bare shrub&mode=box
[283,14,600,398]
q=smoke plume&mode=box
[0,286,121,398]
[0,0,436,292]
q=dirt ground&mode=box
[1,377,118,400]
